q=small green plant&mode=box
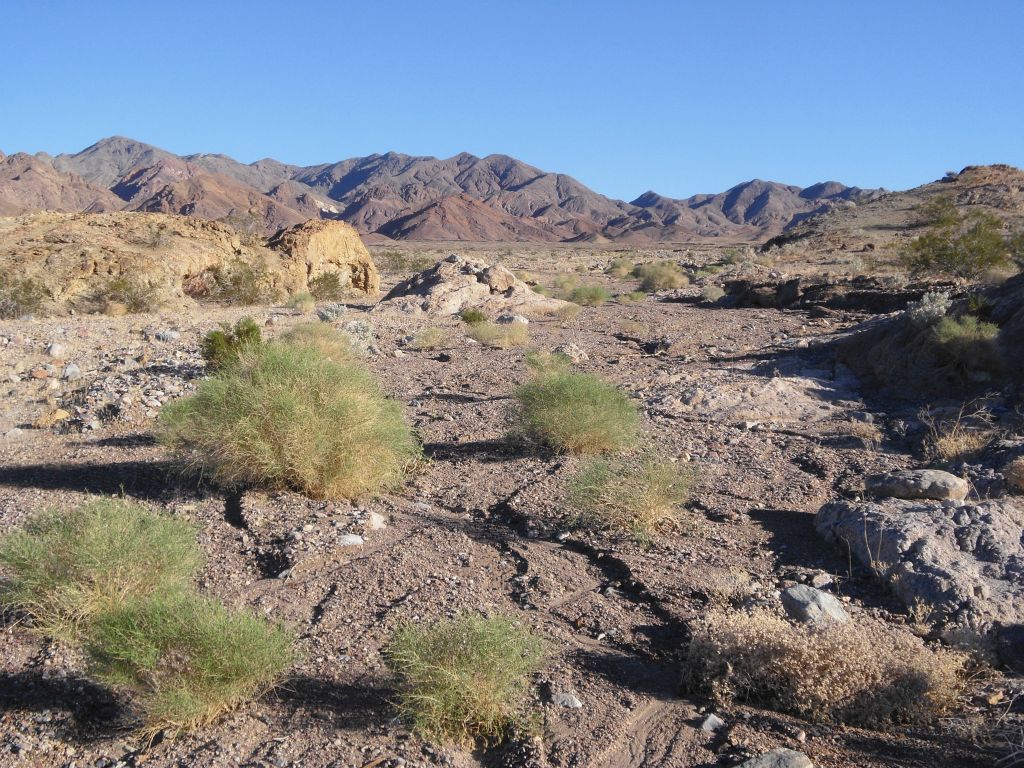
[460,308,487,325]
[901,196,1016,278]
[0,499,200,641]
[701,285,726,303]
[512,367,638,454]
[385,615,546,745]
[467,321,529,348]
[933,315,1002,379]
[309,271,345,301]
[408,327,447,350]
[94,276,160,314]
[606,257,635,278]
[86,592,294,733]
[568,284,612,306]
[160,338,419,500]
[279,322,352,363]
[568,453,694,541]
[0,275,48,318]
[633,261,689,291]
[531,285,551,296]
[207,259,275,305]
[201,317,263,371]
[616,291,647,304]
[287,291,316,314]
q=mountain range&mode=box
[0,137,884,242]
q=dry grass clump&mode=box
[568,453,694,541]
[385,615,546,745]
[0,275,48,318]
[287,291,316,314]
[553,302,582,320]
[0,499,200,642]
[633,261,689,291]
[278,322,353,364]
[933,315,1003,379]
[606,257,635,278]
[467,320,529,348]
[616,291,647,304]
[686,609,965,727]
[920,403,997,463]
[512,363,638,454]
[92,276,160,314]
[159,338,419,500]
[201,317,263,371]
[408,326,447,350]
[701,284,726,303]
[569,284,612,306]
[86,592,294,734]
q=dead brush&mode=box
[919,401,998,463]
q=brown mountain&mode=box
[2,136,888,242]
[0,152,122,217]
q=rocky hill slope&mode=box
[1,137,882,242]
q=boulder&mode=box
[1005,457,1024,493]
[266,219,379,295]
[780,584,849,625]
[816,497,1024,630]
[866,469,968,501]
[373,253,570,317]
[738,749,813,768]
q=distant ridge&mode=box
[1,136,887,241]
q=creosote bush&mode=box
[568,284,612,306]
[308,271,345,301]
[616,291,647,304]
[159,337,419,500]
[901,196,1018,278]
[385,615,546,745]
[201,317,263,371]
[376,251,435,274]
[701,284,726,303]
[460,307,487,325]
[467,320,529,348]
[0,275,48,318]
[568,453,694,541]
[633,261,689,291]
[86,592,294,733]
[512,363,638,454]
[685,609,965,728]
[0,499,200,641]
[206,259,275,305]
[287,291,316,314]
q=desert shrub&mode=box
[568,453,693,541]
[701,285,726,303]
[933,315,1002,379]
[553,303,582,321]
[279,322,352,363]
[685,609,964,727]
[385,615,546,745]
[308,271,345,301]
[531,285,551,296]
[512,368,638,454]
[569,284,612,306]
[207,259,275,305]
[616,291,647,304]
[552,273,579,297]
[901,198,1015,278]
[93,276,160,314]
[0,275,48,318]
[85,592,293,733]
[201,317,263,371]
[467,321,529,349]
[159,339,419,500]
[0,499,200,641]
[287,291,316,314]
[606,257,635,278]
[460,308,487,325]
[515,270,537,285]
[376,251,434,274]
[920,403,997,463]
[408,327,447,350]
[633,261,689,291]
[906,291,951,328]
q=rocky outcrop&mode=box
[267,219,380,294]
[373,253,569,316]
[816,497,1024,632]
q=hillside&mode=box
[0,137,885,242]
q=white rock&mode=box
[552,692,583,708]
[337,534,364,547]
[46,343,66,359]
[701,713,726,732]
[367,512,387,531]
[61,363,82,380]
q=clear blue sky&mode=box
[2,1,1022,201]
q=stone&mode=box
[46,343,66,359]
[553,342,588,363]
[1005,457,1024,493]
[781,584,849,625]
[816,497,1024,629]
[266,219,380,295]
[866,469,969,501]
[737,749,813,768]
[700,713,726,732]
[155,329,180,342]
[367,512,387,531]
[337,534,364,547]
[61,363,82,380]
[551,692,583,709]
[496,313,529,325]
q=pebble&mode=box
[552,692,583,708]
[155,329,180,342]
[367,512,387,531]
[701,713,726,732]
[62,363,82,380]
[338,534,365,547]
[46,343,66,358]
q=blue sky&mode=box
[2,1,1021,201]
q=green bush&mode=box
[568,454,694,541]
[467,321,529,348]
[933,315,1002,379]
[287,291,316,313]
[279,322,352,363]
[0,276,48,318]
[568,284,612,306]
[376,251,435,274]
[901,197,1016,278]
[93,276,160,314]
[207,259,275,305]
[159,338,419,500]
[309,271,345,301]
[0,499,200,641]
[201,317,263,371]
[606,257,635,278]
[385,615,546,745]
[460,308,487,325]
[633,261,689,291]
[512,368,638,454]
[552,273,579,298]
[86,592,294,733]
[616,291,647,304]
